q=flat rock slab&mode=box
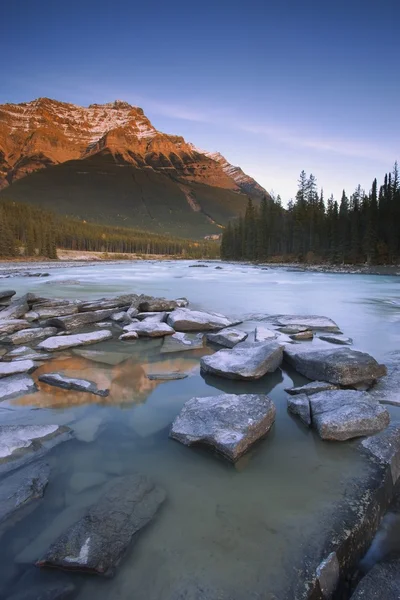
[0,297,29,321]
[0,320,31,336]
[287,393,311,426]
[8,327,58,345]
[37,330,112,352]
[170,393,276,462]
[369,365,400,407]
[284,346,387,385]
[0,375,38,402]
[137,312,167,322]
[36,474,166,577]
[123,321,174,337]
[0,425,71,469]
[285,381,339,396]
[34,305,79,319]
[0,360,37,379]
[309,389,390,441]
[0,461,49,525]
[48,309,115,331]
[200,341,283,380]
[254,326,278,342]
[319,334,353,345]
[39,373,109,397]
[147,372,188,380]
[206,328,248,348]
[167,308,234,332]
[361,424,400,484]
[78,294,139,312]
[139,298,178,312]
[119,331,139,341]
[290,330,313,340]
[4,346,52,362]
[350,558,400,599]
[161,332,204,353]
[268,314,340,332]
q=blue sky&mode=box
[1,0,399,203]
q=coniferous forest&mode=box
[0,200,219,259]
[221,163,400,265]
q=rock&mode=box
[71,415,104,443]
[0,375,38,402]
[200,341,283,380]
[279,325,310,334]
[137,311,167,322]
[33,305,79,319]
[268,314,341,332]
[369,364,400,407]
[37,330,112,352]
[139,297,178,312]
[175,297,189,307]
[361,424,400,484]
[3,346,52,362]
[94,321,113,328]
[290,330,313,340]
[119,331,139,341]
[167,308,235,332]
[147,372,188,380]
[0,319,30,335]
[315,552,340,600]
[36,474,166,577]
[284,346,387,386]
[38,373,109,397]
[8,327,58,345]
[309,390,390,441]
[285,381,339,395]
[127,307,139,319]
[48,309,115,331]
[0,297,29,320]
[72,348,133,365]
[24,311,40,322]
[319,334,353,345]
[161,332,204,353]
[207,329,248,348]
[110,311,131,324]
[122,321,175,337]
[287,393,311,426]
[0,425,71,471]
[189,264,208,268]
[0,290,16,303]
[170,393,276,462]
[254,326,278,342]
[78,294,139,312]
[350,558,400,599]
[69,471,107,494]
[0,360,37,379]
[29,297,72,307]
[0,461,50,525]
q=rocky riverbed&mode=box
[0,275,399,599]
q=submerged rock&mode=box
[0,375,38,402]
[309,389,390,441]
[170,393,276,462]
[36,474,166,577]
[147,372,188,380]
[167,308,234,332]
[350,558,400,599]
[285,381,339,396]
[287,393,311,426]
[268,314,341,332]
[39,373,109,397]
[0,360,37,379]
[137,311,167,322]
[123,321,174,337]
[206,328,248,348]
[48,309,115,331]
[319,334,353,345]
[200,342,283,380]
[8,327,58,345]
[5,568,76,600]
[284,345,387,385]
[0,319,30,335]
[37,330,113,352]
[161,332,204,353]
[0,461,50,525]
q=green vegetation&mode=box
[0,200,219,259]
[221,163,400,265]
[0,152,249,239]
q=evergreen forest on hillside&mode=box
[0,200,219,259]
[221,163,400,264]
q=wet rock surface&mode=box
[0,319,31,335]
[147,372,188,380]
[38,373,110,397]
[48,309,115,331]
[161,332,204,353]
[37,330,113,351]
[287,393,311,426]
[139,297,179,312]
[268,314,341,332]
[206,328,248,348]
[350,559,400,599]
[0,461,50,525]
[285,381,339,395]
[0,374,38,401]
[6,567,76,600]
[170,393,276,462]
[200,342,283,380]
[36,474,166,577]
[8,327,58,345]
[0,360,37,379]
[0,297,29,321]
[167,308,234,332]
[319,333,353,345]
[254,326,278,342]
[123,321,175,337]
[369,363,400,407]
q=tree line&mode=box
[221,163,400,264]
[0,200,219,259]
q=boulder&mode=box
[175,297,189,307]
[36,474,166,577]
[319,334,353,345]
[369,364,400,407]
[37,330,113,352]
[3,347,52,362]
[122,321,175,338]
[161,332,204,353]
[285,381,339,396]
[147,372,188,380]
[33,305,79,319]
[167,308,235,332]
[350,559,400,599]
[48,309,115,331]
[206,328,248,348]
[38,373,109,397]
[284,345,387,385]
[287,393,311,426]
[119,331,139,341]
[24,311,40,322]
[0,296,29,320]
[78,294,139,312]
[268,314,341,332]
[137,311,167,322]
[0,461,49,525]
[0,360,37,379]
[0,290,16,303]
[0,375,38,402]
[139,297,178,312]
[254,326,278,342]
[170,393,276,462]
[279,325,309,334]
[110,311,131,324]
[0,320,30,335]
[8,327,58,345]
[200,341,283,380]
[309,390,390,441]
[126,307,139,319]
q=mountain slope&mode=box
[0,98,269,237]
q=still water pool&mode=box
[1,260,399,599]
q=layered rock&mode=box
[200,341,283,380]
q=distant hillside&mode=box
[0,98,270,238]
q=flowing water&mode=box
[1,260,400,599]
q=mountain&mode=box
[0,98,269,238]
